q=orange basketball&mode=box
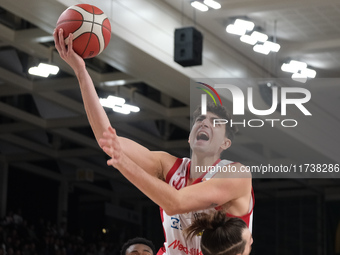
[56,4,111,59]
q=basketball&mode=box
[56,4,111,59]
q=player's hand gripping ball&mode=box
[56,4,111,59]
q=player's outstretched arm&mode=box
[100,127,251,216]
[53,29,176,178]
[54,29,110,144]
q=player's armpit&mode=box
[117,137,177,180]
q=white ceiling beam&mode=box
[1,63,190,131]
[217,0,340,15]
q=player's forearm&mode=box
[115,154,183,215]
[74,67,111,143]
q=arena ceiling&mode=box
[0,0,340,209]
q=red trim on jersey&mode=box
[157,207,167,255]
[225,188,255,228]
[185,161,191,186]
[157,247,166,255]
[165,158,183,184]
[160,158,183,255]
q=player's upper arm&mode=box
[167,164,251,215]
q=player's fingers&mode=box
[107,158,116,166]
[53,29,61,52]
[102,131,111,140]
[107,159,111,166]
[98,138,107,148]
[109,128,120,145]
[68,33,74,53]
[103,129,117,143]
[58,29,67,53]
[102,145,113,156]
[102,129,121,151]
[99,138,115,151]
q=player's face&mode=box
[126,244,153,255]
[241,228,253,255]
[189,112,231,155]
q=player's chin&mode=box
[191,143,209,153]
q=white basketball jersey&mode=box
[157,158,254,255]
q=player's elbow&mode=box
[163,197,186,216]
[164,207,184,216]
[163,208,177,216]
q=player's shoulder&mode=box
[215,161,252,179]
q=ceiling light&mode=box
[38,63,59,75]
[289,60,307,70]
[191,1,209,12]
[28,67,49,78]
[292,73,307,83]
[112,104,140,115]
[28,63,59,78]
[226,24,246,35]
[123,103,140,113]
[234,19,255,31]
[101,80,126,86]
[99,96,140,114]
[281,63,297,73]
[281,61,307,73]
[99,96,126,108]
[301,68,316,78]
[107,95,126,106]
[253,44,270,55]
[112,105,130,114]
[240,34,257,45]
[250,31,268,42]
[263,41,280,52]
[281,60,317,81]
[203,0,221,9]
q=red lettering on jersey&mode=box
[168,240,180,249]
[172,176,185,190]
[168,240,203,255]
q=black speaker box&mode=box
[174,27,203,67]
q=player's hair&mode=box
[184,211,247,255]
[120,237,156,255]
[192,103,238,141]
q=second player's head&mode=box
[120,237,155,255]
[185,211,253,255]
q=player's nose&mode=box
[200,117,210,127]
